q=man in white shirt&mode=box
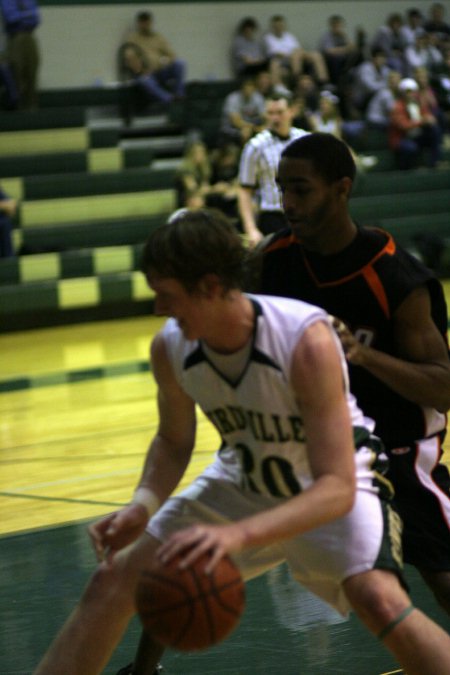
[237,93,309,246]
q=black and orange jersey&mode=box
[260,225,449,449]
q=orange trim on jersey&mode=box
[265,233,297,251]
[280,228,397,318]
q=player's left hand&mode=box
[88,503,149,564]
[329,315,366,365]
[156,523,246,574]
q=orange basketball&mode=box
[135,551,245,652]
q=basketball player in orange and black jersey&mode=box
[255,132,450,615]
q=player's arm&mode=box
[157,320,356,571]
[238,185,262,247]
[89,332,196,561]
[337,285,450,412]
[137,332,197,501]
[231,320,356,545]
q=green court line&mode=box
[0,491,125,507]
[0,360,150,393]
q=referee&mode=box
[238,93,309,246]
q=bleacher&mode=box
[0,81,449,332]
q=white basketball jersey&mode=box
[162,294,378,498]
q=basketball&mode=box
[135,551,246,652]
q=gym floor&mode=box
[1,288,450,674]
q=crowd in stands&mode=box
[1,4,450,256]
[173,3,450,211]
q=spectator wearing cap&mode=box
[388,77,442,169]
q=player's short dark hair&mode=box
[281,133,356,183]
[141,209,248,292]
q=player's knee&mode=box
[83,562,136,615]
[345,570,409,630]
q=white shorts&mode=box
[148,466,403,615]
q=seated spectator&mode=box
[401,8,425,47]
[404,30,443,76]
[366,69,402,129]
[308,90,375,170]
[123,10,185,103]
[350,47,392,114]
[175,141,240,214]
[0,185,17,258]
[413,64,446,134]
[424,2,450,51]
[293,73,321,114]
[230,17,268,78]
[388,77,442,169]
[254,66,291,98]
[317,14,360,86]
[429,46,450,126]
[206,143,241,220]
[371,12,408,75]
[263,15,329,89]
[219,75,266,146]
[291,94,314,131]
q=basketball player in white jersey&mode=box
[34,209,450,675]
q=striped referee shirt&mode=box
[238,127,309,211]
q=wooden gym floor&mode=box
[1,283,450,674]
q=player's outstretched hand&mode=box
[88,503,149,564]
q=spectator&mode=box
[413,64,446,134]
[366,69,402,129]
[206,143,241,220]
[371,12,408,75]
[0,56,18,109]
[424,2,450,51]
[230,17,267,79]
[317,15,360,87]
[175,140,239,216]
[219,75,266,146]
[264,14,330,89]
[308,90,376,169]
[388,77,442,169]
[263,14,329,88]
[404,30,443,77]
[429,46,450,126]
[0,0,40,109]
[400,8,425,47]
[0,184,17,257]
[123,10,185,104]
[350,47,392,114]
[293,73,321,114]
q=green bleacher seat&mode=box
[17,214,170,252]
[353,168,450,197]
[350,189,450,223]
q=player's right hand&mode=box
[88,503,149,563]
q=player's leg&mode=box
[387,435,450,615]
[34,532,161,675]
[343,568,450,675]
